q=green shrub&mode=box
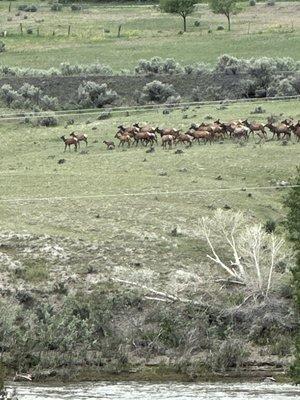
[60,62,113,76]
[267,0,275,5]
[51,3,63,11]
[77,81,118,108]
[0,42,5,53]
[264,219,277,234]
[139,80,179,103]
[191,86,204,101]
[38,116,58,127]
[249,0,256,5]
[135,57,183,75]
[71,4,81,11]
[18,4,38,12]
[0,83,58,110]
[18,4,28,10]
[217,25,224,30]
[267,78,298,97]
[208,339,249,371]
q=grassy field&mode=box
[0,2,299,69]
[1,99,299,246]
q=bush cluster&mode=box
[77,81,118,108]
[0,83,58,110]
[0,56,298,105]
[0,63,113,78]
[71,4,82,11]
[37,116,58,127]
[60,62,113,76]
[139,80,181,104]
[50,3,63,11]
[18,4,38,12]
[0,285,295,375]
[135,57,183,75]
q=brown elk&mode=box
[265,122,292,140]
[132,131,157,146]
[232,126,249,140]
[70,132,88,147]
[114,132,132,147]
[161,134,173,149]
[117,125,139,136]
[175,133,193,147]
[242,120,267,139]
[61,135,78,152]
[133,123,156,133]
[155,127,180,137]
[103,140,115,150]
[291,121,300,141]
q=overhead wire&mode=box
[0,184,298,203]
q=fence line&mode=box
[0,95,299,122]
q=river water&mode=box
[6,381,300,400]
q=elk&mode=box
[132,131,157,146]
[155,127,180,137]
[161,134,173,149]
[103,140,115,150]
[265,123,292,140]
[175,133,193,147]
[117,125,139,136]
[191,130,214,145]
[133,123,156,133]
[232,126,250,140]
[242,120,267,139]
[70,132,88,147]
[114,132,131,147]
[61,135,78,152]
[291,121,300,141]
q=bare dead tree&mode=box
[198,210,291,297]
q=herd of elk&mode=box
[60,118,300,152]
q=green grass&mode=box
[0,99,299,246]
[0,2,299,69]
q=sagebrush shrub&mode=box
[267,78,298,97]
[51,3,62,11]
[60,62,113,76]
[77,81,118,108]
[0,83,58,110]
[139,80,179,103]
[208,339,249,371]
[18,4,37,12]
[191,86,203,101]
[135,57,183,75]
[38,116,58,127]
[71,4,81,11]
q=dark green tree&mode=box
[160,0,197,32]
[208,0,242,31]
[284,167,300,383]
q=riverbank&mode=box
[9,359,293,384]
